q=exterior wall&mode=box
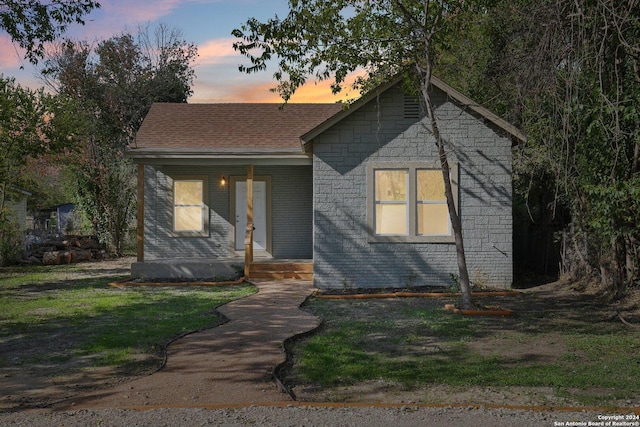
[143,164,312,261]
[312,84,513,289]
[7,197,28,231]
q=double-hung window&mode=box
[416,170,450,236]
[374,170,409,235]
[368,162,457,243]
[172,176,208,235]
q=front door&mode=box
[235,181,267,251]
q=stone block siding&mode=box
[143,165,312,260]
[312,84,513,289]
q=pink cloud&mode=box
[190,74,360,104]
[100,0,188,24]
[189,77,276,103]
[0,36,29,69]
[196,38,238,65]
[67,0,217,40]
[287,78,361,103]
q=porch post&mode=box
[244,165,254,277]
[136,164,144,262]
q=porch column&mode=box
[136,164,144,262]
[244,165,254,277]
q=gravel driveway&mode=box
[1,404,623,426]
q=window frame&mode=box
[373,169,409,236]
[416,169,451,237]
[367,161,458,243]
[170,175,209,237]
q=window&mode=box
[368,162,457,243]
[416,170,450,236]
[172,177,208,235]
[374,170,408,235]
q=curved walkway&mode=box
[63,279,319,410]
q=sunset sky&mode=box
[0,0,354,103]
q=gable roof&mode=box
[430,76,526,143]
[130,76,524,163]
[130,103,343,158]
[302,75,526,145]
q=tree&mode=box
[0,75,64,263]
[136,23,198,104]
[0,77,41,198]
[523,0,640,298]
[451,0,640,298]
[42,25,197,256]
[233,0,477,308]
[0,0,100,63]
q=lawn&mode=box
[2,260,638,409]
[289,289,640,407]
[0,261,255,375]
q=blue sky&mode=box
[0,0,349,103]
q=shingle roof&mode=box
[132,103,344,153]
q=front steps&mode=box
[249,260,313,280]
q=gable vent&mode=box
[404,94,421,119]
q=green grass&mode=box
[293,298,640,405]
[0,265,255,370]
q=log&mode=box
[79,236,102,250]
[42,251,61,265]
[32,236,105,265]
[70,249,90,263]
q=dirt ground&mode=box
[1,259,639,411]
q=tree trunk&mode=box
[419,71,474,310]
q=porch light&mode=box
[219,175,227,187]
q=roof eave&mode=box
[8,187,32,196]
[126,148,312,166]
[429,76,527,143]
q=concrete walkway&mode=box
[63,279,319,409]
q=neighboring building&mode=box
[128,76,524,289]
[34,203,76,236]
[51,203,76,235]
[3,188,31,231]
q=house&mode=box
[128,76,525,289]
[31,203,76,236]
[3,187,31,231]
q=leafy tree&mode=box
[547,0,640,297]
[42,25,197,256]
[136,23,197,104]
[233,0,477,308]
[0,0,100,63]
[0,76,62,263]
[21,157,70,214]
[455,0,640,297]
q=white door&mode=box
[235,181,267,251]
